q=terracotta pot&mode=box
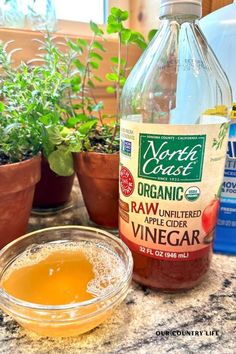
[33,157,75,209]
[0,155,41,249]
[74,152,119,228]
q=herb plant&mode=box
[65,8,150,153]
[0,7,156,174]
[0,37,83,173]
[0,45,42,164]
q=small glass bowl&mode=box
[0,226,133,337]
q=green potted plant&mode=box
[0,36,82,212]
[70,8,151,228]
[0,7,154,231]
[0,45,41,247]
[29,35,78,211]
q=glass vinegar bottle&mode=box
[119,0,232,291]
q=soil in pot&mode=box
[74,152,119,229]
[33,157,75,211]
[0,155,41,249]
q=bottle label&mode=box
[119,120,229,261]
[218,123,236,228]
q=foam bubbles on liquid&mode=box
[1,241,126,299]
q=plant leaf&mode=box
[67,40,82,53]
[106,73,118,81]
[92,101,104,111]
[110,8,122,18]
[66,116,80,128]
[89,52,103,61]
[68,140,83,153]
[107,23,122,34]
[90,61,99,69]
[106,86,115,94]
[73,59,86,73]
[0,102,5,112]
[66,113,92,126]
[121,28,132,43]
[94,75,103,82]
[148,29,158,42]
[78,119,97,134]
[90,21,104,36]
[93,41,106,52]
[88,79,95,88]
[110,8,128,21]
[120,10,129,21]
[77,38,88,47]
[48,149,74,176]
[46,126,63,145]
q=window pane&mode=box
[54,0,105,23]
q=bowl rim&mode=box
[0,225,133,311]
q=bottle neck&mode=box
[160,14,198,25]
[160,2,201,20]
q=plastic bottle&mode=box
[200,2,236,254]
[119,0,232,291]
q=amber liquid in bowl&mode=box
[0,241,127,336]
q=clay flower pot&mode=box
[0,155,41,249]
[74,152,119,228]
[33,157,75,210]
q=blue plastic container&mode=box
[200,4,236,254]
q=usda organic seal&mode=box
[185,186,200,202]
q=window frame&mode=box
[56,0,130,36]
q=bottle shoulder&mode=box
[121,21,232,124]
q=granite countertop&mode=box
[0,184,235,354]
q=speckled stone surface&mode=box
[0,183,235,354]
